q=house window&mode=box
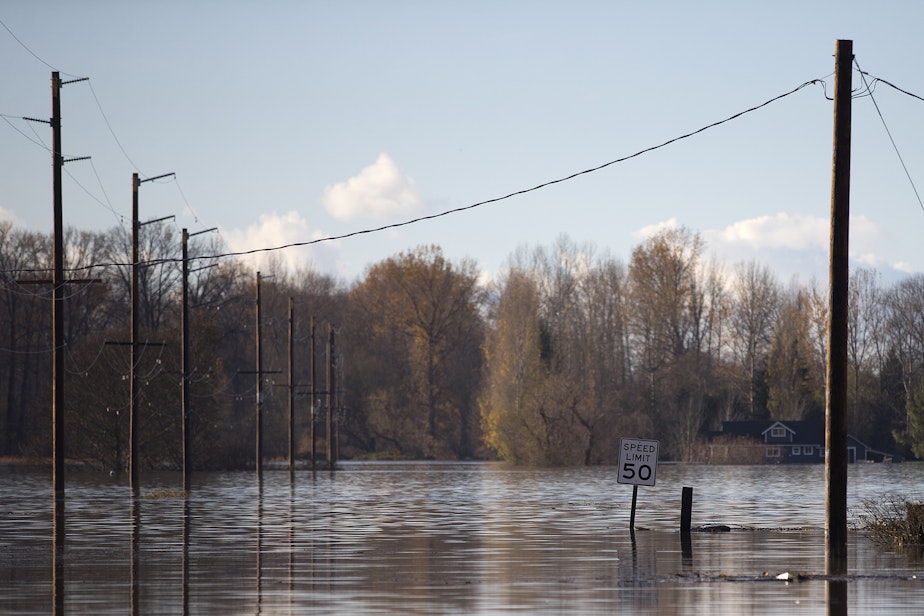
[771,426,786,438]
[766,447,781,458]
[803,446,813,455]
[792,446,801,456]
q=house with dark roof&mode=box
[708,419,902,464]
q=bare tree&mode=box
[729,260,781,418]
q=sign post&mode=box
[617,438,660,532]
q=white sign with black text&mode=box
[617,438,659,487]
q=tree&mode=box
[627,226,713,459]
[729,260,780,419]
[481,269,548,463]
[885,275,924,454]
[847,268,886,438]
[0,223,51,456]
[766,287,822,421]
[348,246,484,459]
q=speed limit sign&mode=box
[617,438,659,487]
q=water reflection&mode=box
[3,463,924,613]
[53,497,63,616]
[131,498,139,616]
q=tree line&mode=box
[2,220,924,467]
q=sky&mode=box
[2,1,924,287]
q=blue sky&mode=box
[2,1,924,285]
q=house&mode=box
[708,419,903,464]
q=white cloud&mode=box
[221,211,337,274]
[322,153,425,221]
[633,217,679,240]
[0,207,20,226]
[632,212,899,283]
[715,212,828,251]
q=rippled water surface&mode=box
[3,462,924,614]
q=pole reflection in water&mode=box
[256,477,263,614]
[131,497,140,616]
[827,550,848,616]
[53,497,64,616]
[183,496,190,616]
[681,531,693,571]
[9,463,924,613]
[288,476,295,614]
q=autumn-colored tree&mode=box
[348,246,483,459]
[481,269,544,463]
[766,287,822,421]
[627,226,717,459]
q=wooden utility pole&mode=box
[826,38,852,568]
[130,174,141,496]
[310,316,317,470]
[256,271,264,478]
[51,72,65,503]
[182,229,190,490]
[180,226,216,492]
[30,71,87,505]
[130,172,173,497]
[326,324,336,469]
[288,297,295,472]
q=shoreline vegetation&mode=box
[858,495,924,547]
[3,226,924,470]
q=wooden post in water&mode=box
[681,486,693,535]
[826,38,852,569]
[681,486,693,564]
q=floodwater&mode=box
[2,462,924,614]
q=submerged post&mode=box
[826,38,852,568]
[681,486,693,563]
[681,486,693,535]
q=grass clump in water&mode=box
[857,494,924,546]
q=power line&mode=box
[159,78,829,265]
[867,74,924,104]
[2,77,827,276]
[855,62,924,215]
[0,17,70,76]
[0,113,52,150]
[86,79,144,174]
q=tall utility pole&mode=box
[310,316,316,470]
[287,297,295,472]
[181,226,216,493]
[241,271,279,479]
[326,324,336,469]
[826,38,852,568]
[256,272,264,479]
[181,229,191,492]
[51,72,65,503]
[130,172,173,497]
[29,71,87,505]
